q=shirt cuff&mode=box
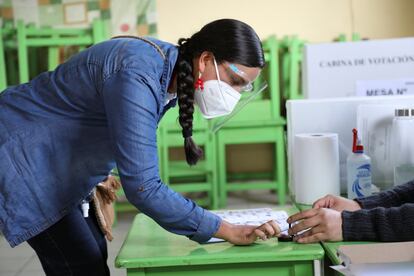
[189,210,222,243]
[354,195,381,209]
[341,210,376,241]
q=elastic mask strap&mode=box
[213,58,222,82]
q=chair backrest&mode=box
[336,33,361,42]
[281,35,305,101]
[17,19,108,83]
[159,106,209,145]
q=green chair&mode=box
[0,27,7,91]
[17,19,107,83]
[281,36,305,101]
[215,35,287,207]
[335,33,361,42]
[2,23,19,86]
[158,108,219,210]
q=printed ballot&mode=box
[207,208,290,243]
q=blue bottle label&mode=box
[352,164,372,198]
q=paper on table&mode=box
[207,208,290,243]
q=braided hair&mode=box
[175,19,265,165]
[176,38,203,165]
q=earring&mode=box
[194,72,204,91]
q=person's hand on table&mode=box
[214,220,282,245]
[313,194,361,212]
[287,208,343,243]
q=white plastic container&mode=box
[347,129,372,199]
[392,108,414,186]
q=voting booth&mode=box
[302,38,414,99]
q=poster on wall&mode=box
[12,0,39,26]
[3,0,157,36]
[110,0,157,37]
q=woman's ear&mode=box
[197,51,214,73]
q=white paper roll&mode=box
[294,133,340,205]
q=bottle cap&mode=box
[355,145,364,153]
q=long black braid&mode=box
[176,38,203,165]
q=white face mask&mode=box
[194,59,241,119]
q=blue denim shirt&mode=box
[0,37,221,247]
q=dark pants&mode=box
[27,204,110,276]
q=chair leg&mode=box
[209,133,219,210]
[217,138,227,208]
[0,29,6,91]
[48,46,59,71]
[17,20,29,83]
[276,129,287,205]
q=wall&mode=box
[156,0,414,43]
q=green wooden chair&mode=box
[17,18,107,83]
[1,23,19,86]
[0,27,7,91]
[157,107,219,210]
[335,33,361,42]
[281,36,305,101]
[214,35,287,208]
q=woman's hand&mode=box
[313,194,362,212]
[287,208,343,243]
[214,220,281,245]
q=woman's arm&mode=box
[102,69,220,243]
[355,181,414,209]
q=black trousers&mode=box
[27,204,110,276]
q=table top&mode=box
[115,206,325,269]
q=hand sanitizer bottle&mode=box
[347,128,372,199]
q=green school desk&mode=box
[115,207,325,276]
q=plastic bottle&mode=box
[347,128,372,199]
[392,108,414,186]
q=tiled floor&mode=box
[0,191,286,275]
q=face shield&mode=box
[209,74,268,133]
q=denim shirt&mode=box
[0,37,221,247]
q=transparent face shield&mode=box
[210,74,268,133]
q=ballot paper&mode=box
[207,208,290,243]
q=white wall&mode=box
[156,0,414,43]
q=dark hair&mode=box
[176,19,265,165]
